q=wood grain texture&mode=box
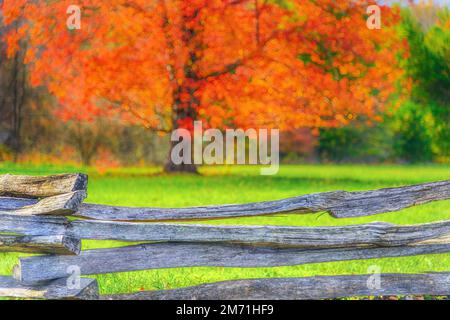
[0,276,98,300]
[0,197,37,210]
[0,214,79,254]
[0,173,88,198]
[0,191,87,216]
[69,219,450,248]
[74,180,450,221]
[0,214,70,236]
[104,272,450,300]
[0,234,81,255]
[14,241,450,284]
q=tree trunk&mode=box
[164,139,198,174]
[11,49,25,162]
[164,161,199,174]
[162,6,201,175]
[72,122,102,167]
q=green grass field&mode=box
[1,163,450,295]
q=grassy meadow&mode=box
[1,163,450,296]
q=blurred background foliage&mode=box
[317,2,449,164]
[0,1,448,167]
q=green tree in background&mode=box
[318,119,394,163]
[318,5,449,164]
[401,6,449,160]
[392,101,436,163]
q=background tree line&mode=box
[0,1,448,167]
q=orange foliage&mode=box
[2,0,408,131]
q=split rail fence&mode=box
[0,173,449,300]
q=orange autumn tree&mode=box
[2,0,407,172]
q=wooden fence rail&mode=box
[68,219,450,247]
[74,179,450,221]
[0,173,88,198]
[0,173,449,299]
[0,276,98,300]
[14,242,450,284]
[0,234,80,255]
[104,272,450,300]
